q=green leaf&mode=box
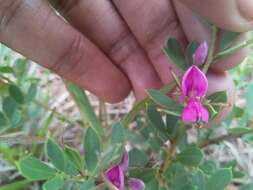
[0,112,7,127]
[43,176,64,190]
[9,85,24,104]
[232,106,244,118]
[63,158,79,176]
[233,170,245,179]
[19,156,56,180]
[208,91,227,103]
[166,114,179,140]
[164,38,187,70]
[65,82,103,136]
[129,148,148,168]
[228,127,252,135]
[187,41,199,66]
[84,127,100,174]
[64,146,82,171]
[100,144,124,170]
[246,83,253,116]
[145,178,159,190]
[191,170,206,190]
[176,147,203,167]
[26,83,37,102]
[206,169,232,190]
[10,110,22,127]
[111,122,125,144]
[239,183,253,190]
[2,96,17,118]
[129,168,157,183]
[220,30,240,50]
[80,179,95,190]
[147,105,166,132]
[178,184,197,190]
[0,180,31,190]
[200,160,217,175]
[147,89,183,116]
[0,66,13,73]
[45,138,65,171]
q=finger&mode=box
[207,69,235,125]
[111,0,187,84]
[178,0,253,32]
[174,0,250,70]
[0,0,130,103]
[50,0,162,100]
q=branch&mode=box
[202,25,218,74]
[199,129,253,148]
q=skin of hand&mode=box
[0,0,252,104]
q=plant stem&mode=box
[214,38,253,62]
[33,100,80,127]
[199,128,253,148]
[202,25,218,74]
[65,81,103,136]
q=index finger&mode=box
[0,0,130,103]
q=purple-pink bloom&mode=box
[104,165,125,190]
[128,178,145,190]
[181,65,208,98]
[193,41,208,66]
[119,151,129,173]
[182,98,209,124]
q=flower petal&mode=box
[105,165,125,190]
[119,151,129,172]
[182,100,198,123]
[128,178,145,190]
[199,103,209,123]
[182,99,209,124]
[181,65,208,97]
[193,41,208,66]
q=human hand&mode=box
[0,0,252,103]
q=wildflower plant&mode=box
[1,26,253,190]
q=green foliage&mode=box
[64,146,83,171]
[206,169,232,190]
[164,38,187,70]
[111,122,125,144]
[129,148,148,168]
[80,179,95,190]
[19,156,56,180]
[1,30,253,190]
[187,41,199,66]
[43,176,64,190]
[45,138,65,171]
[147,89,183,116]
[84,127,101,174]
[9,85,24,104]
[176,146,203,167]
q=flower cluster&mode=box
[104,152,145,190]
[181,42,209,124]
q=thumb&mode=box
[178,0,253,32]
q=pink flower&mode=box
[193,41,208,66]
[105,165,125,190]
[182,98,209,124]
[128,178,145,190]
[181,57,209,124]
[104,151,145,190]
[181,65,208,98]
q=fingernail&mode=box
[237,0,253,20]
